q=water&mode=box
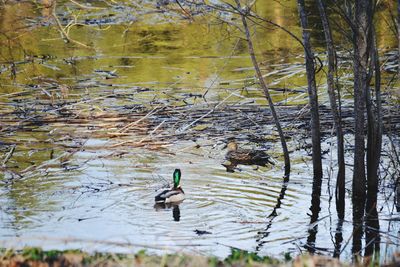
[1,135,399,260]
[2,141,338,256]
[0,0,399,262]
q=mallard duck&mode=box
[223,141,274,172]
[155,169,185,203]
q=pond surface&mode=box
[0,0,399,262]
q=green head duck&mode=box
[155,168,185,204]
[173,169,181,189]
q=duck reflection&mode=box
[154,202,182,222]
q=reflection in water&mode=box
[365,191,380,258]
[351,187,380,261]
[352,200,365,259]
[397,186,400,212]
[305,175,322,254]
[154,202,181,222]
[172,205,180,222]
[333,220,344,258]
[255,175,289,251]
[365,206,380,258]
[1,173,61,231]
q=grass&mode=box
[0,247,286,267]
[0,247,398,267]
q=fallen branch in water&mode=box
[2,145,15,167]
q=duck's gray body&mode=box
[155,187,185,203]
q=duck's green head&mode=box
[173,169,181,188]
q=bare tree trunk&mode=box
[317,0,345,220]
[352,0,372,205]
[352,0,373,258]
[297,0,323,179]
[366,32,382,252]
[397,0,400,214]
[234,0,290,177]
[366,27,382,216]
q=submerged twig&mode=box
[2,145,16,167]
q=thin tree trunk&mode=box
[366,32,381,253]
[317,0,345,220]
[366,27,382,213]
[352,0,372,205]
[234,0,290,177]
[297,0,323,179]
[398,0,400,215]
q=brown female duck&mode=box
[223,141,274,172]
